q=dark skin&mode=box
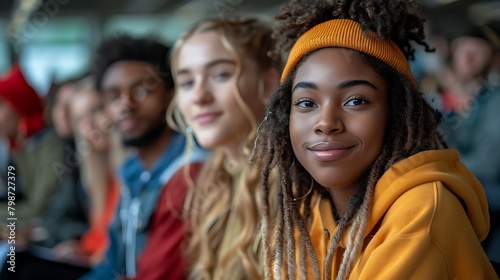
[101,61,173,169]
[253,1,444,277]
[51,61,173,262]
[289,48,389,215]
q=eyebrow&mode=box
[177,59,236,76]
[292,79,377,94]
[292,81,318,93]
[103,78,144,92]
[337,80,378,90]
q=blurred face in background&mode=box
[0,98,20,140]
[52,83,76,139]
[453,36,493,79]
[71,84,111,153]
[101,61,172,147]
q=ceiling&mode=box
[1,0,499,39]
[0,0,283,17]
[423,0,500,37]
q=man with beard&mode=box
[81,35,207,280]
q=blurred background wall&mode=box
[1,0,499,95]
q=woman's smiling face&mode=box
[175,31,264,151]
[289,48,389,196]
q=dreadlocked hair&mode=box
[252,1,446,279]
[167,17,281,280]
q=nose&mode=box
[119,90,137,110]
[111,90,136,118]
[193,78,214,104]
[313,105,344,135]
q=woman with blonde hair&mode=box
[167,17,281,279]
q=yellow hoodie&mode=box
[309,149,498,279]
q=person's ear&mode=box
[259,68,281,104]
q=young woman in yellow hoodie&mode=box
[252,0,498,279]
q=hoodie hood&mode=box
[310,148,494,279]
[368,148,489,241]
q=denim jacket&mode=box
[81,132,207,279]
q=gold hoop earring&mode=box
[293,176,314,202]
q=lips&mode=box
[307,142,354,162]
[119,117,139,131]
[194,112,222,125]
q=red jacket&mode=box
[134,163,203,280]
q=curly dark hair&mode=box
[252,0,446,279]
[93,34,174,92]
[271,0,432,60]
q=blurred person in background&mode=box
[52,76,121,265]
[488,50,500,85]
[433,25,499,114]
[81,34,207,280]
[36,76,91,248]
[416,31,451,94]
[168,17,281,279]
[0,64,61,244]
[0,76,125,280]
[428,25,500,264]
[0,137,9,199]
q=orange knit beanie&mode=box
[281,19,415,86]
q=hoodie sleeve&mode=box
[352,182,497,280]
